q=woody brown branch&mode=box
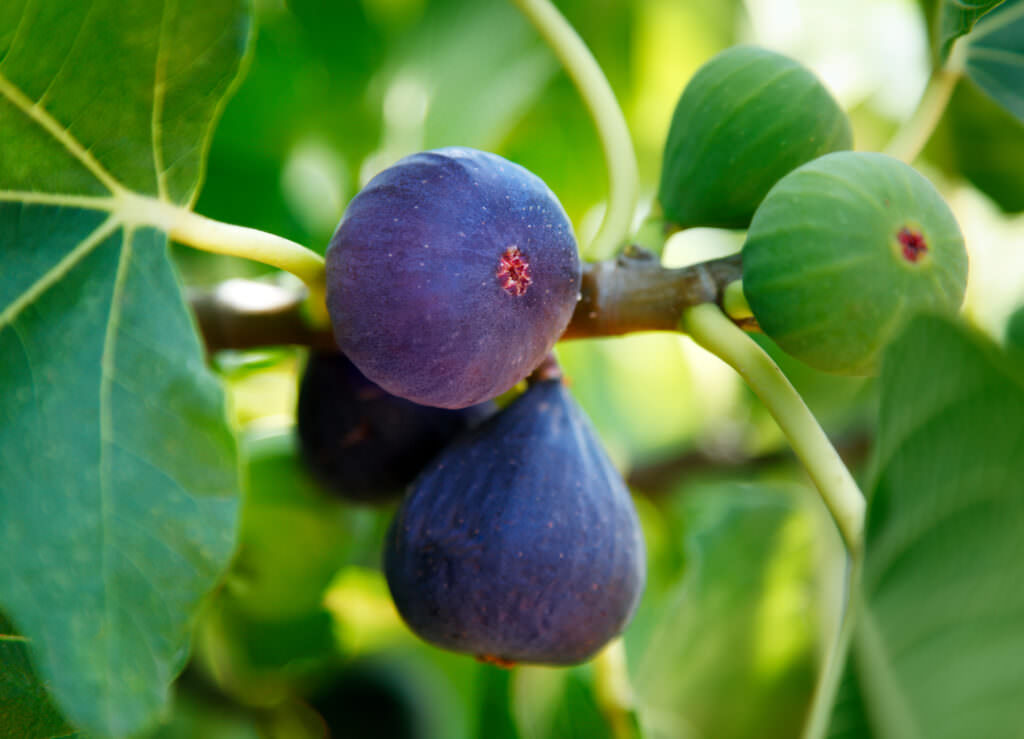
[189,251,746,354]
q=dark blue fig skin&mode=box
[384,380,646,665]
[326,148,581,409]
[297,352,494,504]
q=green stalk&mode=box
[884,60,962,164]
[592,638,644,739]
[512,0,638,261]
[801,561,861,739]
[680,304,865,557]
[722,280,754,322]
[683,304,867,738]
[118,193,327,290]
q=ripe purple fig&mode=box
[326,148,581,409]
[384,379,646,666]
[297,352,493,503]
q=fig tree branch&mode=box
[562,249,747,338]
[188,251,747,354]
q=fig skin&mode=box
[296,352,493,504]
[384,379,646,666]
[659,45,852,230]
[326,147,581,409]
[742,151,968,375]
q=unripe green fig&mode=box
[659,45,853,230]
[742,151,968,375]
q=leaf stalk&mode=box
[512,0,638,261]
[884,58,962,163]
[680,304,866,557]
[118,194,326,289]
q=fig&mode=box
[309,657,433,739]
[326,147,581,409]
[742,151,968,375]
[384,379,646,666]
[659,45,853,230]
[296,351,493,503]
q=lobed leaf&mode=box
[934,0,1007,61]
[0,1,252,735]
[940,78,1024,213]
[962,0,1024,123]
[827,315,1024,738]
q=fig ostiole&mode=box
[741,151,968,375]
[659,45,853,230]
[326,147,582,409]
[384,379,646,666]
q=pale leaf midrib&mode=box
[98,225,134,730]
[0,191,114,209]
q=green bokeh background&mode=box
[149,0,1024,736]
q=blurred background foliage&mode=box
[161,0,1024,737]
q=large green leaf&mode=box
[827,316,1024,738]
[938,78,1024,213]
[934,0,1007,61]
[0,1,251,736]
[634,483,821,739]
[962,0,1024,122]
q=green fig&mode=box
[742,151,968,375]
[659,45,853,230]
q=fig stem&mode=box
[0,633,29,642]
[884,56,962,164]
[680,304,866,558]
[722,280,754,323]
[801,560,862,739]
[511,0,638,262]
[592,638,643,739]
[118,193,327,291]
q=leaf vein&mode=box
[35,0,97,108]
[0,0,35,69]
[98,226,134,729]
[0,191,115,209]
[0,216,120,329]
[0,69,122,194]
[8,320,40,419]
[970,0,1024,37]
[152,0,173,202]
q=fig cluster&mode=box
[309,148,645,665]
[658,46,967,375]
